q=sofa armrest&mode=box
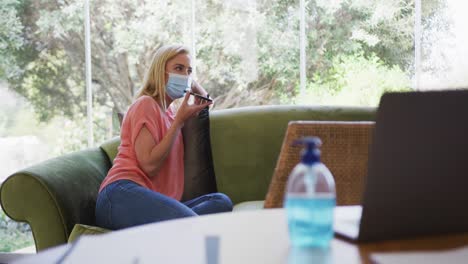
[0,148,111,251]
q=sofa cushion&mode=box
[233,200,265,212]
[68,224,110,243]
[100,137,120,164]
[181,107,217,201]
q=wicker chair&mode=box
[264,121,374,208]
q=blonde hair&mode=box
[136,44,190,109]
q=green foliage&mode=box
[18,50,84,122]
[294,52,411,106]
[0,108,38,137]
[1,0,446,118]
[0,83,116,156]
[252,0,443,104]
[256,2,300,95]
[0,206,34,252]
[50,104,118,155]
[0,86,21,136]
[0,0,24,79]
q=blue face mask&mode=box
[166,73,192,100]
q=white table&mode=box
[15,208,468,264]
[13,208,359,264]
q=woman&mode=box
[95,44,233,230]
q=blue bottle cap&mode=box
[293,137,322,165]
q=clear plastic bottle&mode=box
[284,137,336,248]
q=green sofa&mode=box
[0,105,375,251]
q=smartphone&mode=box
[188,91,213,102]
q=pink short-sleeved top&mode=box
[99,96,184,201]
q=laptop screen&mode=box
[357,90,468,242]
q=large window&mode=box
[89,0,194,144]
[0,0,87,252]
[419,0,468,89]
[301,0,414,106]
[0,0,466,253]
[195,0,300,108]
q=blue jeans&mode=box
[95,179,233,230]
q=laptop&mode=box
[334,89,468,242]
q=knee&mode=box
[212,193,233,212]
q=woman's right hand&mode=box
[174,92,212,128]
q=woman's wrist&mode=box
[191,81,208,97]
[173,119,184,130]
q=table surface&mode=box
[13,209,468,264]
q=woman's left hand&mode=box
[175,92,212,127]
[190,80,213,107]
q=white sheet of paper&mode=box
[60,219,206,264]
[371,245,468,264]
[13,209,291,264]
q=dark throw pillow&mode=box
[117,112,124,126]
[181,107,217,201]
